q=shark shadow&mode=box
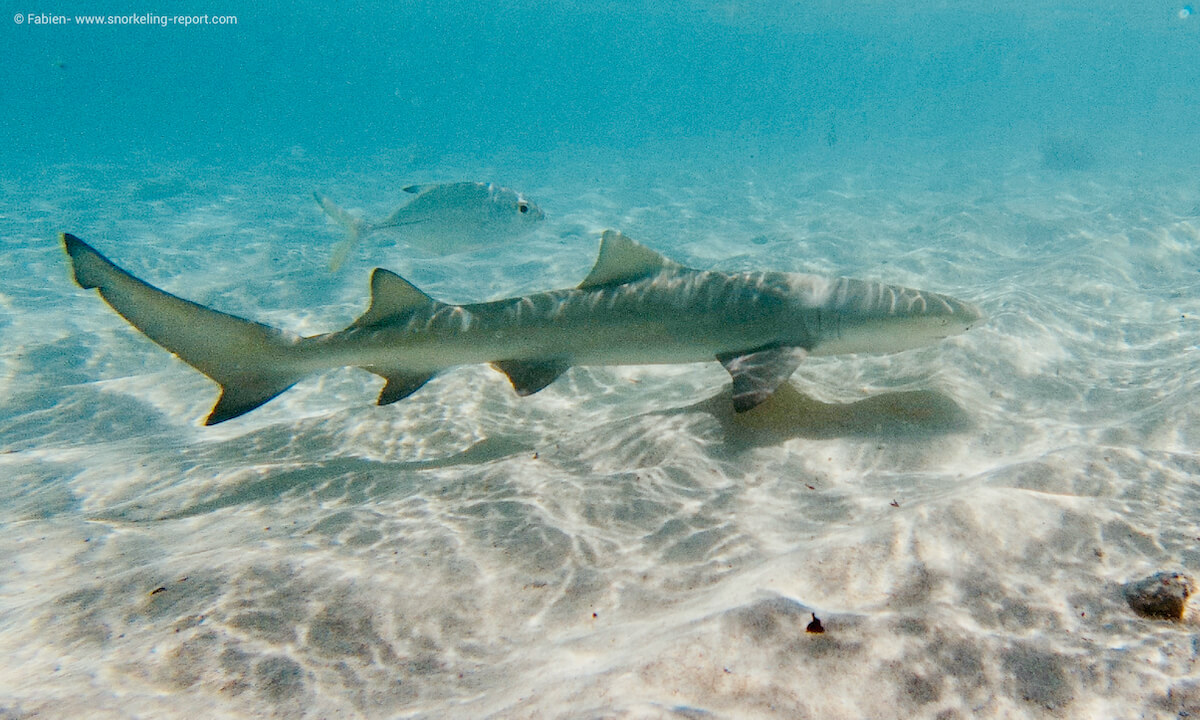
[666,382,974,450]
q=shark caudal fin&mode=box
[62,233,305,424]
[314,192,368,272]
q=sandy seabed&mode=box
[1,140,1199,718]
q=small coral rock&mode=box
[1124,571,1195,621]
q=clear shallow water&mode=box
[4,3,1200,718]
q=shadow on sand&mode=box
[98,434,534,522]
[91,383,971,522]
[675,382,973,450]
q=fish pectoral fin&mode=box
[375,218,429,231]
[717,346,808,413]
[491,358,571,396]
[374,371,436,405]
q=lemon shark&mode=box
[316,182,545,271]
[61,231,983,425]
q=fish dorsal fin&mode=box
[578,230,680,289]
[352,268,442,327]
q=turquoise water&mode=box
[4,3,1200,718]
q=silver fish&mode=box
[315,182,545,271]
[61,231,983,425]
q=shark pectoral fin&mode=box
[577,230,683,289]
[491,358,571,396]
[718,346,808,413]
[375,371,436,405]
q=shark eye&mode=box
[518,203,529,214]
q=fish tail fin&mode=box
[314,191,368,272]
[62,233,306,425]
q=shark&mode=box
[60,231,984,426]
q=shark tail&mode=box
[314,192,369,272]
[62,233,306,425]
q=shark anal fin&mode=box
[375,371,436,405]
[207,375,299,425]
[492,358,570,396]
[578,230,681,289]
[717,346,808,413]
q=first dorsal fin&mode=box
[352,268,442,328]
[578,230,681,289]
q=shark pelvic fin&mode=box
[578,230,681,289]
[717,346,808,412]
[491,358,571,396]
[62,233,304,425]
[352,268,444,328]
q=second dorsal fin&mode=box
[351,268,443,328]
[577,230,680,289]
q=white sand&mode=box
[1,138,1198,718]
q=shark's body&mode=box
[61,231,983,425]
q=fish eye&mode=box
[518,203,529,214]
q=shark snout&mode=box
[916,295,986,341]
[957,299,986,330]
[933,299,985,338]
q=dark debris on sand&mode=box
[1124,571,1194,621]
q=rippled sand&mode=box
[2,141,1198,718]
